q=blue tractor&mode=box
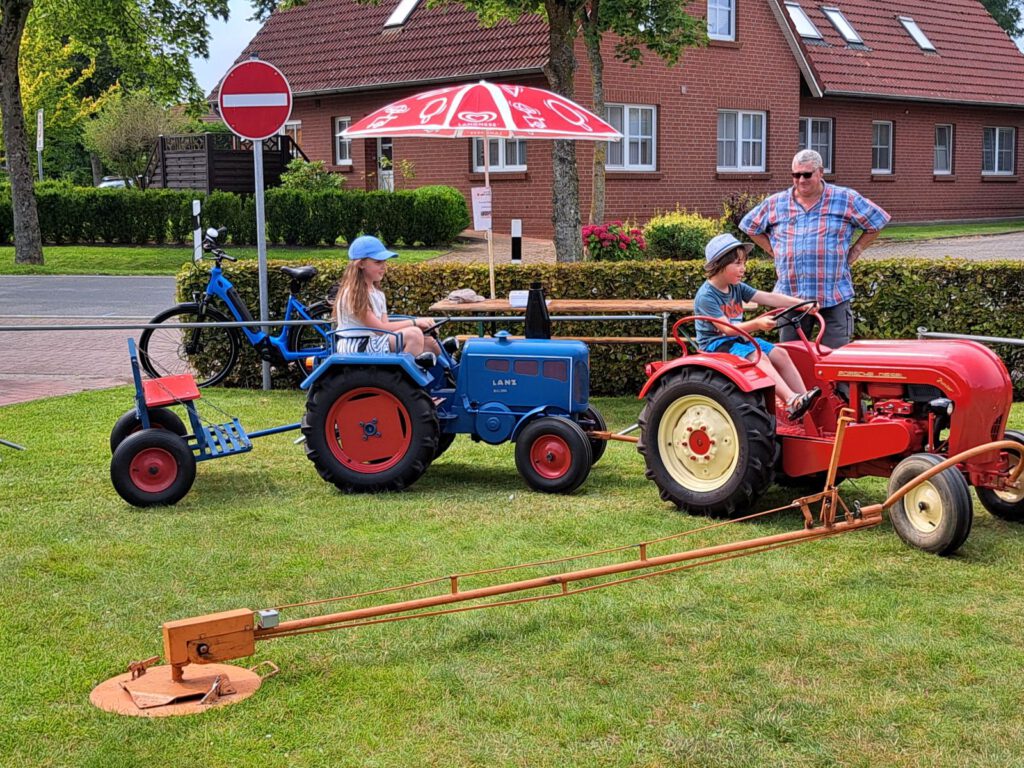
[300,307,606,494]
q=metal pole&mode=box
[192,199,202,263]
[253,139,271,390]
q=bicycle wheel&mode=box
[286,300,334,379]
[139,303,241,388]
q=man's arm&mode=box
[848,230,881,264]
[747,232,774,258]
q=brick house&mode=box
[218,0,1024,237]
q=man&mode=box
[739,149,890,348]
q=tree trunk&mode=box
[582,3,606,227]
[543,0,584,262]
[90,153,103,186]
[0,0,43,264]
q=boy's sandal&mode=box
[786,387,821,420]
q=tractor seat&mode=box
[279,266,318,282]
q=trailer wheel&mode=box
[111,429,196,507]
[302,367,439,492]
[109,407,187,453]
[638,369,776,517]
[976,430,1024,523]
[888,453,973,555]
[580,406,608,465]
[515,417,593,494]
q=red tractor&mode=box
[637,302,1023,555]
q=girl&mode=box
[334,235,440,361]
[694,233,821,421]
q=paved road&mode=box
[0,275,174,317]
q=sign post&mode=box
[218,57,293,390]
[36,109,43,181]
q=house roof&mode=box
[219,0,549,98]
[774,0,1024,107]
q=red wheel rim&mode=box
[128,447,178,493]
[325,387,413,473]
[529,434,572,479]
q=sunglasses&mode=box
[791,171,817,179]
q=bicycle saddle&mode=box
[280,266,318,282]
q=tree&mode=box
[1,0,230,264]
[83,93,185,187]
[981,0,1023,37]
[580,0,705,224]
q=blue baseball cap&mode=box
[704,233,754,266]
[348,235,398,261]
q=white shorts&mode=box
[337,334,390,354]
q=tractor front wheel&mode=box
[976,430,1024,523]
[302,367,439,492]
[638,369,776,517]
[515,417,593,494]
[888,453,973,555]
[110,429,196,507]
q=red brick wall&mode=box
[284,4,1024,238]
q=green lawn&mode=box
[1,392,1024,766]
[878,218,1024,241]
[0,243,447,276]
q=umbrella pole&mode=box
[485,147,495,299]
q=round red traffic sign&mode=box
[218,60,293,141]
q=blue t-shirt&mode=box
[693,280,757,350]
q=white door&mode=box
[377,137,394,191]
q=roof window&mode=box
[785,3,823,40]
[384,0,420,28]
[822,7,863,44]
[899,16,936,51]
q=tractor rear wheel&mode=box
[109,407,187,453]
[515,417,593,494]
[110,429,196,507]
[976,430,1024,523]
[638,369,776,517]
[302,367,439,493]
[888,453,973,555]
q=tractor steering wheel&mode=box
[766,300,829,356]
[421,317,450,337]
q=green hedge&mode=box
[0,185,469,247]
[177,258,1024,397]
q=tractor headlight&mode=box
[929,398,953,417]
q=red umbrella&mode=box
[344,80,622,295]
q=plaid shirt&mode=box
[739,183,890,307]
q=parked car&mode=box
[97,176,127,188]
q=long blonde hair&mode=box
[334,258,380,320]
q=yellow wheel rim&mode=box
[904,482,944,533]
[995,454,1024,504]
[658,394,740,492]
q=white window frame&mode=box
[785,2,823,40]
[872,121,893,175]
[822,7,862,44]
[934,124,953,175]
[385,0,420,27]
[707,0,735,42]
[899,16,936,51]
[798,117,833,173]
[334,117,352,166]
[983,126,1015,175]
[717,110,766,172]
[472,138,527,172]
[605,103,657,171]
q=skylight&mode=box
[785,3,823,40]
[899,16,936,51]
[384,0,420,28]
[822,7,863,44]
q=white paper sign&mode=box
[36,109,44,152]
[471,186,492,231]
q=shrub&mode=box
[582,221,647,261]
[0,191,11,244]
[409,185,470,246]
[279,158,345,193]
[643,209,722,260]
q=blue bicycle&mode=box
[139,227,334,387]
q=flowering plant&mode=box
[581,221,647,261]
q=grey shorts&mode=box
[779,300,853,349]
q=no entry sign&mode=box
[218,60,293,141]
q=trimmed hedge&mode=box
[0,185,469,247]
[643,209,723,260]
[176,257,1024,397]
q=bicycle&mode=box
[139,227,334,387]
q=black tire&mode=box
[287,300,334,381]
[515,417,593,494]
[579,405,608,465]
[433,432,457,460]
[637,369,776,517]
[109,407,187,453]
[976,430,1024,523]
[110,429,197,507]
[888,453,973,556]
[302,366,439,492]
[139,303,240,388]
